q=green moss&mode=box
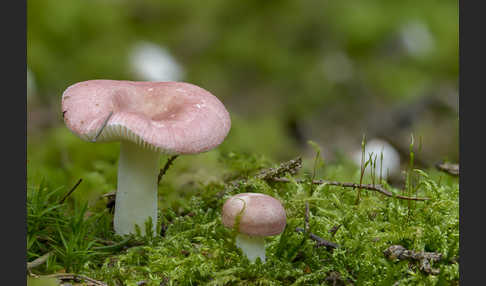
[27,146,458,285]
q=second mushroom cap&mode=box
[222,193,287,236]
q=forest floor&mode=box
[27,129,459,286]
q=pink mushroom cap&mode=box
[62,80,231,154]
[222,193,287,236]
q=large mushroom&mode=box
[222,193,287,263]
[62,80,231,235]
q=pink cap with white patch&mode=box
[222,193,287,236]
[62,80,231,154]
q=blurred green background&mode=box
[27,0,458,203]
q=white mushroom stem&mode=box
[235,233,266,263]
[114,141,160,235]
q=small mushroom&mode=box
[222,193,286,263]
[62,80,231,235]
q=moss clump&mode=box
[27,146,458,285]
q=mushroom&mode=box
[222,193,286,263]
[62,80,231,236]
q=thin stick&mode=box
[91,111,113,143]
[328,224,341,238]
[295,227,340,249]
[271,177,430,201]
[158,155,179,184]
[219,157,303,198]
[59,179,83,204]
[44,273,108,286]
[27,252,51,270]
[256,157,302,180]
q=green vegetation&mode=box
[27,0,459,284]
[27,0,459,164]
[27,131,459,285]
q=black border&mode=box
[6,0,27,284]
[459,0,481,284]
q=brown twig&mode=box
[218,157,303,198]
[27,251,51,270]
[94,238,117,246]
[158,155,179,184]
[384,245,442,275]
[44,273,108,286]
[295,227,340,249]
[256,157,302,180]
[221,156,429,201]
[435,162,459,176]
[328,224,342,238]
[59,179,83,204]
[270,177,430,201]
